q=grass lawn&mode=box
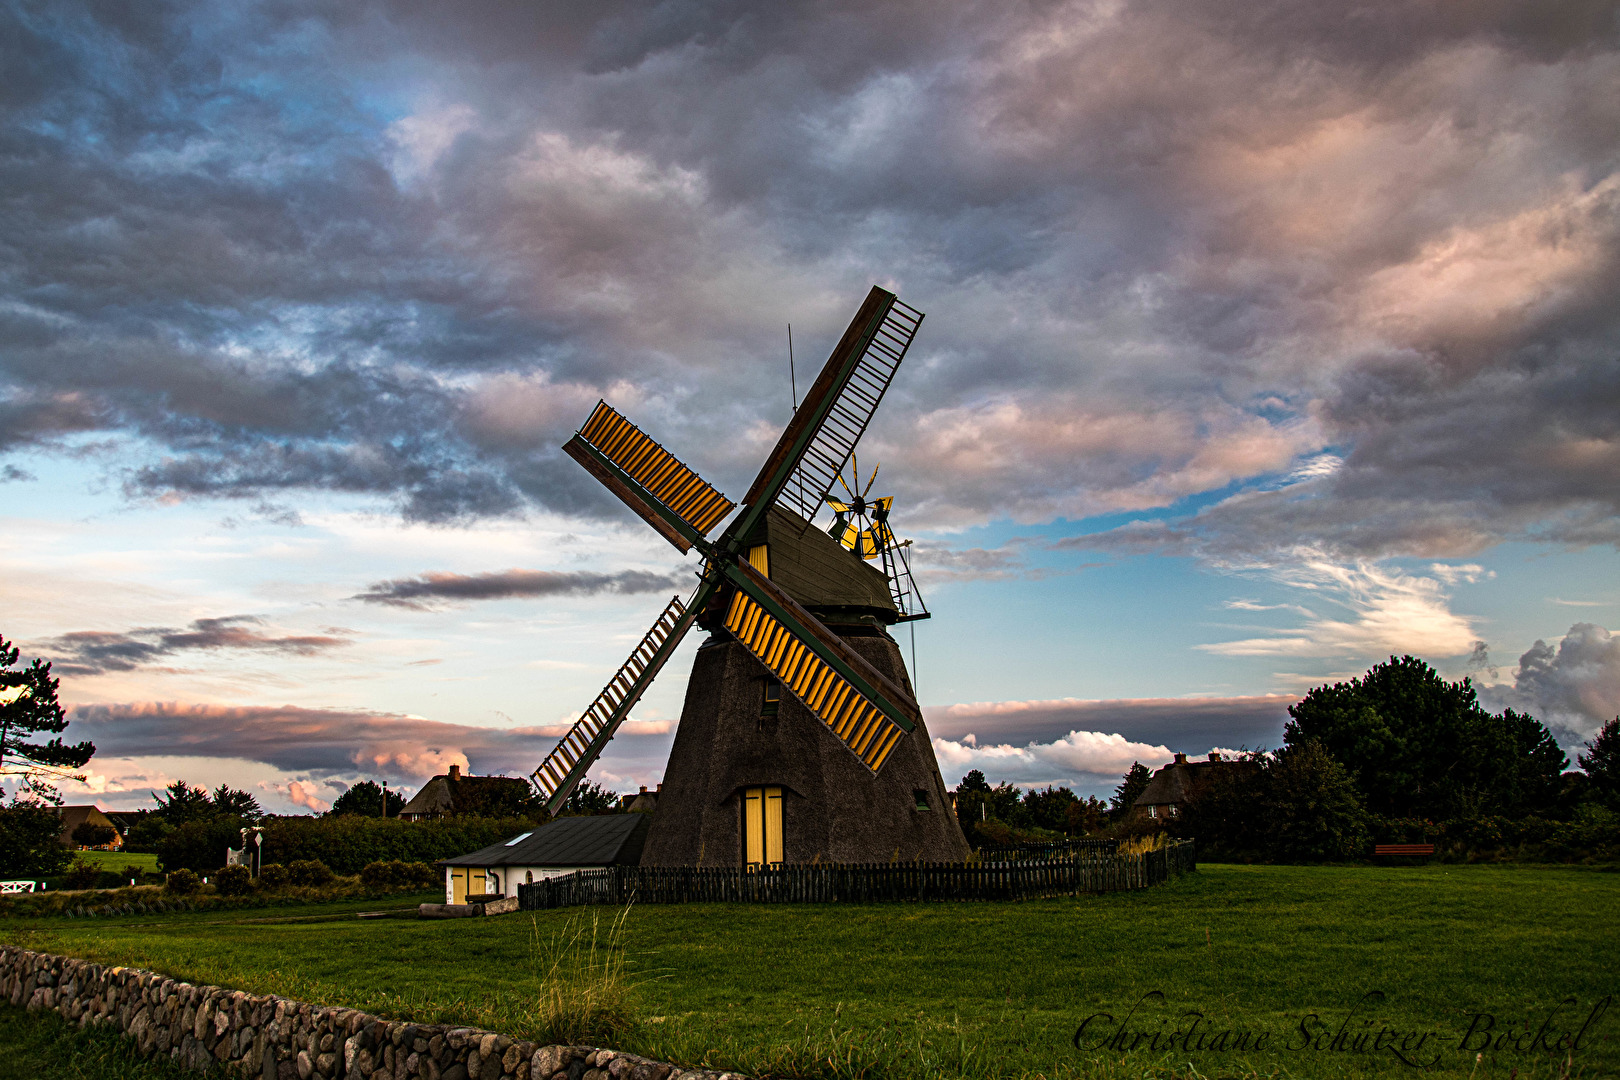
[2,865,1617,1079]
[63,850,161,873]
[0,1003,199,1080]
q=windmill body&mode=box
[530,286,970,866]
[643,507,969,865]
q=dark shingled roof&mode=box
[440,814,650,868]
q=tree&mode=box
[1110,763,1152,820]
[1065,795,1110,835]
[1174,753,1266,859]
[71,821,117,848]
[1022,786,1082,833]
[1286,656,1565,820]
[211,785,263,821]
[559,780,618,816]
[0,797,72,878]
[1579,718,1620,810]
[0,635,94,789]
[329,780,407,818]
[1260,741,1369,862]
[151,781,215,825]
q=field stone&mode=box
[440,1065,468,1080]
[502,1044,523,1072]
[297,1049,314,1079]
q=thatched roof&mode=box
[397,767,532,819]
[1134,755,1254,808]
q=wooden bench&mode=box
[1373,843,1435,856]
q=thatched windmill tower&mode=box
[529,287,970,865]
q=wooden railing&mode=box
[516,842,1194,910]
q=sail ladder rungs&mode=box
[530,594,688,800]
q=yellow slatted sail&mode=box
[579,402,735,535]
[722,590,907,772]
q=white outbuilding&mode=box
[438,813,650,903]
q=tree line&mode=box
[952,656,1619,862]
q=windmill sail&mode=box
[528,590,705,814]
[720,557,919,771]
[564,401,735,553]
[736,287,923,529]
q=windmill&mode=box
[532,286,969,865]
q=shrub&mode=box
[261,814,540,875]
[156,815,254,874]
[60,860,102,890]
[216,864,253,895]
[285,859,334,886]
[257,863,289,889]
[165,868,201,894]
[360,859,439,890]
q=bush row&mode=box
[156,814,537,873]
[1369,806,1620,862]
[0,860,443,918]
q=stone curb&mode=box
[0,946,747,1080]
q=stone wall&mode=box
[0,947,745,1080]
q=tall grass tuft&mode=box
[1118,832,1171,857]
[529,905,639,1047]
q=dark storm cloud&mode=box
[39,617,350,676]
[68,700,668,780]
[0,0,1616,555]
[1479,623,1620,741]
[353,568,687,608]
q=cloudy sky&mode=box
[2,0,1617,814]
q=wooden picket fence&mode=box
[976,837,1119,861]
[516,841,1194,910]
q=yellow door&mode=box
[451,868,467,903]
[743,786,783,866]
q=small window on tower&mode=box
[914,789,931,811]
[761,679,781,718]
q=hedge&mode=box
[157,814,538,874]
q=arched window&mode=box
[525,870,533,885]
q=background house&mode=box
[1133,753,1252,821]
[396,764,536,821]
[56,805,122,850]
[438,814,650,903]
[618,785,660,813]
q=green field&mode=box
[2,865,1617,1079]
[62,850,160,873]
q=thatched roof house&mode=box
[396,764,534,821]
[1133,752,1253,821]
